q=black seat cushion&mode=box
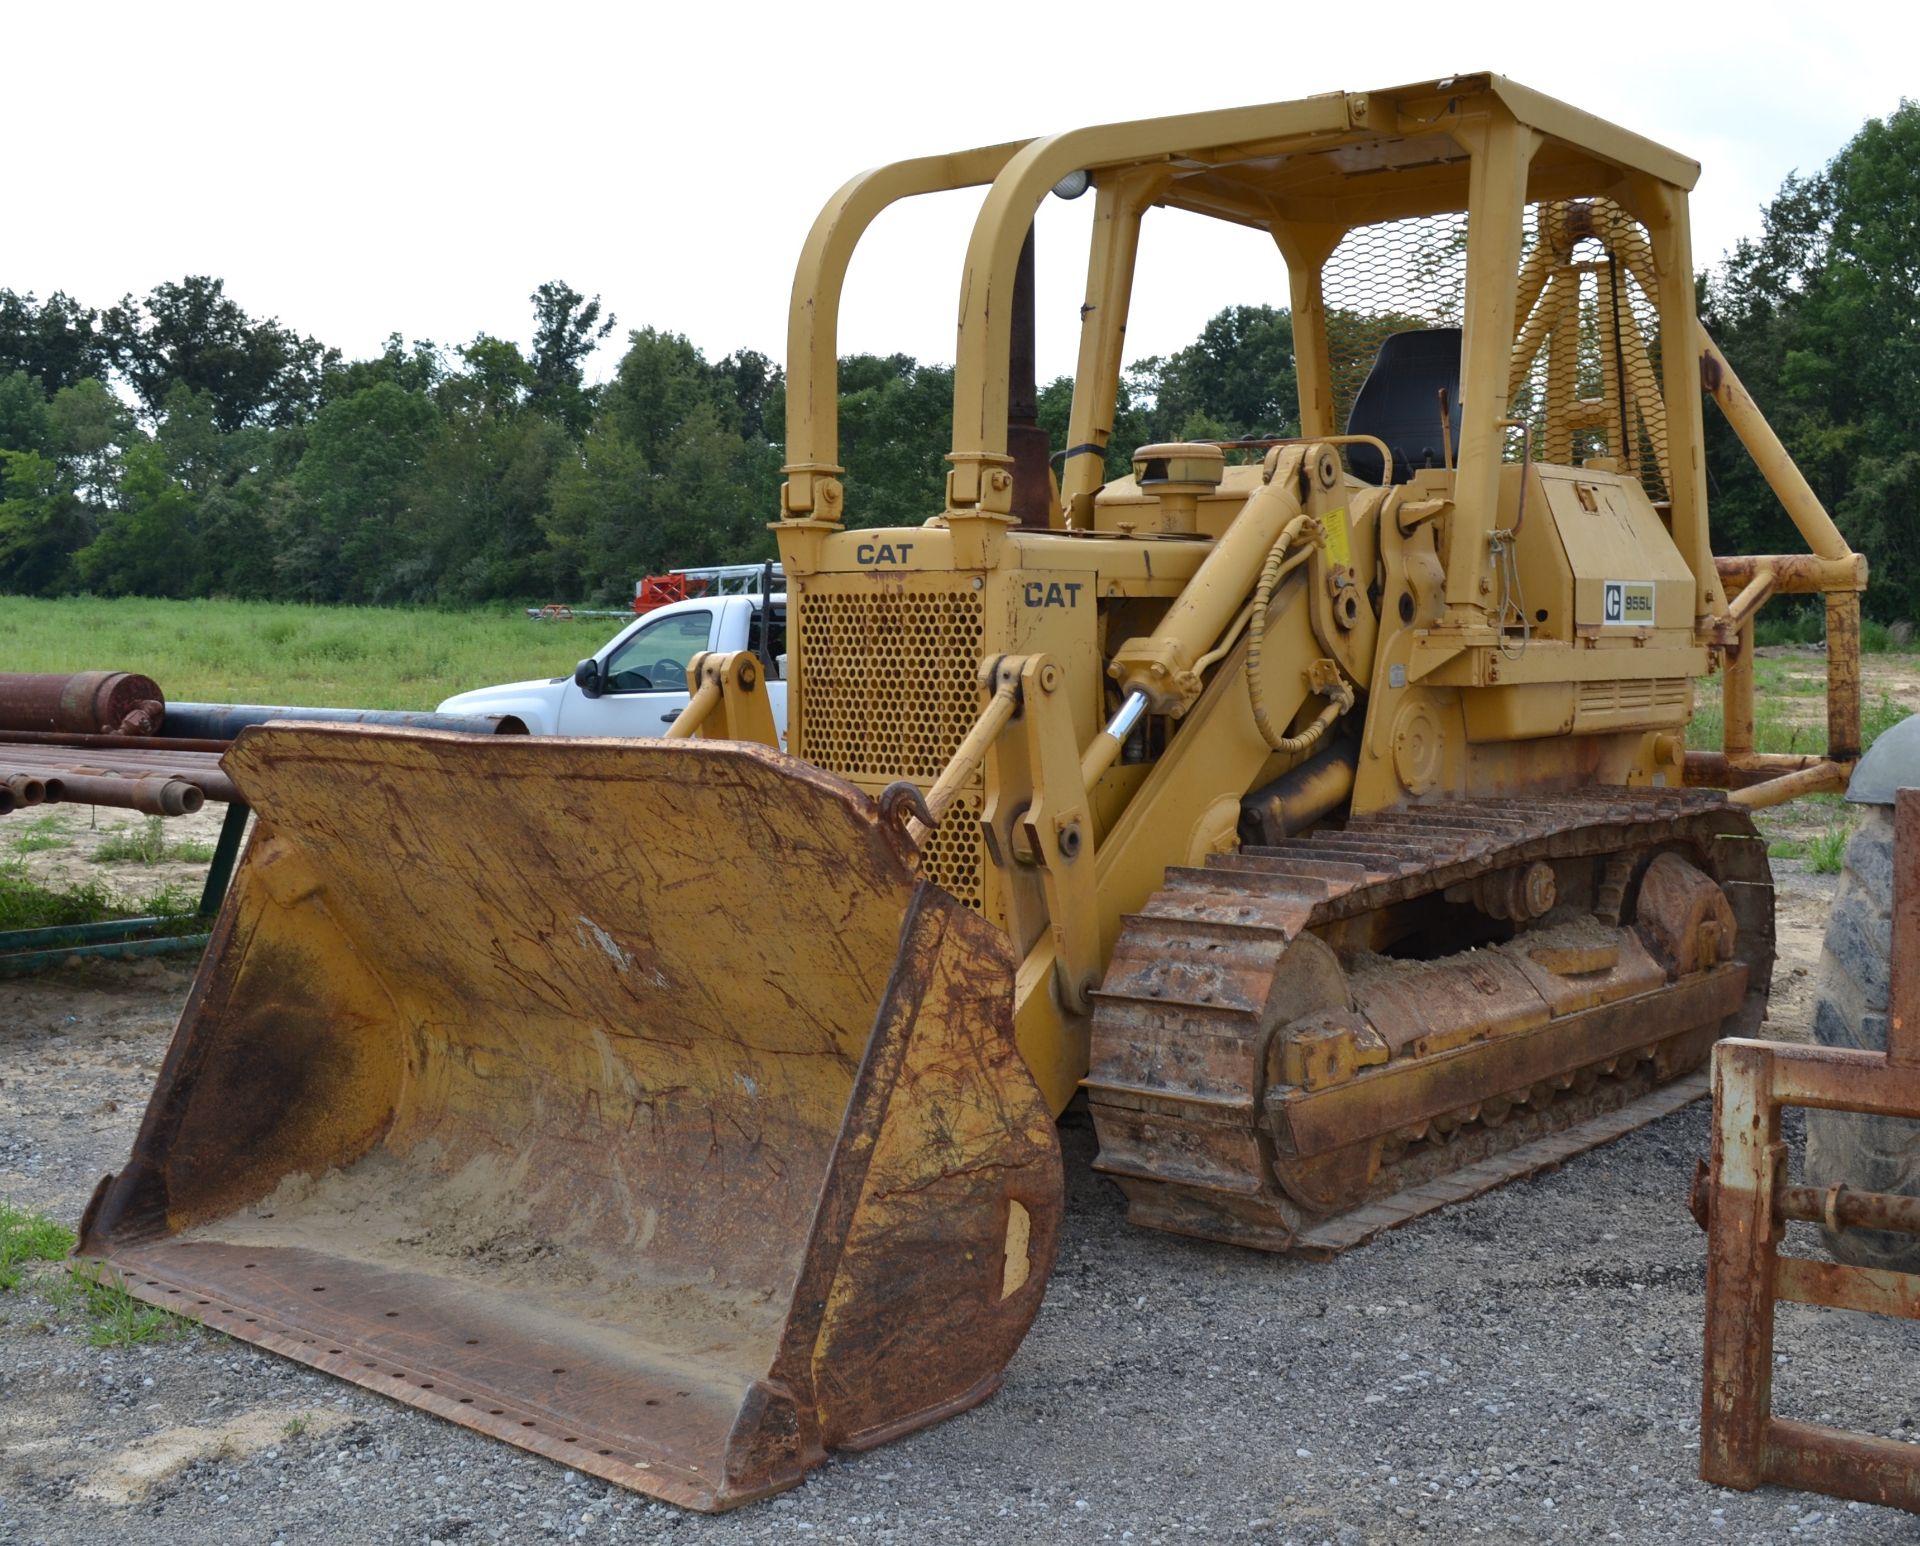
[1345,328,1463,484]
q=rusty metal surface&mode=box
[1294,1068,1709,1256]
[78,725,1062,1511]
[1636,851,1738,975]
[1776,1184,1920,1237]
[1775,1255,1920,1319]
[1765,1422,1920,1513]
[1089,787,1773,1252]
[1824,591,1863,763]
[0,671,164,735]
[1892,788,1920,1066]
[1697,788,1920,1514]
[1714,552,1869,595]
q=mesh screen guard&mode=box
[1320,199,1670,500]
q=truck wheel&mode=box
[1802,805,1920,1268]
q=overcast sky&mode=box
[11,2,1913,390]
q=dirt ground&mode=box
[3,858,1917,1545]
[2,801,239,908]
[1767,646,1920,715]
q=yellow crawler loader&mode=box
[81,75,1867,1510]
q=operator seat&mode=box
[1344,328,1463,484]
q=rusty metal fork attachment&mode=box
[1697,787,1920,1512]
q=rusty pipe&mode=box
[1686,751,1834,787]
[1728,761,1849,809]
[1723,567,1775,633]
[0,728,233,755]
[1722,617,1756,760]
[1826,590,1863,764]
[1777,1183,1920,1238]
[5,773,46,806]
[43,772,204,816]
[162,703,525,738]
[1715,553,1867,595]
[0,672,165,735]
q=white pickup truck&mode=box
[438,594,788,741]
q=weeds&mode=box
[7,814,74,854]
[1807,822,1853,875]
[0,1203,74,1291]
[1688,691,1911,756]
[1863,693,1909,748]
[0,857,198,933]
[45,1262,194,1348]
[92,817,216,866]
[1751,608,1907,653]
[2,1204,199,1346]
[1752,608,1829,648]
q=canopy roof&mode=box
[1088,74,1700,233]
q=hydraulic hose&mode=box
[1245,517,1354,755]
[1260,691,1352,757]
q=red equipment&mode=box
[632,574,713,614]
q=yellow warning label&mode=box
[1319,505,1351,568]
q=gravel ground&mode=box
[3,859,1917,1545]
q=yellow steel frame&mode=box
[772,74,1867,1111]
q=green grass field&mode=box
[0,596,620,711]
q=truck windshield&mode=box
[603,609,713,692]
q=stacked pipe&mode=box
[0,674,522,817]
[0,745,226,812]
[2,773,50,815]
[0,772,203,817]
[0,672,191,813]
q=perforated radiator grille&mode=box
[794,582,987,910]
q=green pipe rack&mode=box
[0,800,250,977]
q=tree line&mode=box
[1,101,1912,615]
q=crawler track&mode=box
[1087,787,1773,1254]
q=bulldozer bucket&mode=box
[77,725,1062,1511]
